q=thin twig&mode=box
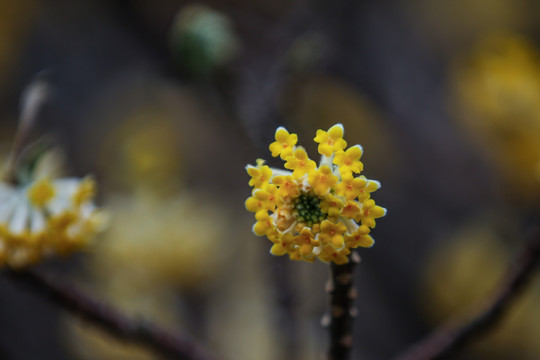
[392,227,540,360]
[5,268,221,360]
[326,252,360,360]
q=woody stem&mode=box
[327,252,359,360]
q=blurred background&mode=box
[1,0,540,359]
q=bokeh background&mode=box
[1,0,540,359]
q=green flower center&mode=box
[292,193,326,226]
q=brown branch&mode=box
[326,252,360,360]
[5,268,222,360]
[392,226,540,360]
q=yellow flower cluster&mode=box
[246,124,386,264]
[0,177,106,267]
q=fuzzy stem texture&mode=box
[327,252,359,360]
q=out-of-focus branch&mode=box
[392,226,540,360]
[5,268,221,360]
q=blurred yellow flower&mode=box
[246,124,386,264]
[93,191,227,289]
[100,113,185,196]
[0,176,106,267]
[453,34,540,200]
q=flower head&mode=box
[246,124,386,264]
[0,176,106,268]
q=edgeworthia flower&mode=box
[0,176,106,267]
[246,124,386,264]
